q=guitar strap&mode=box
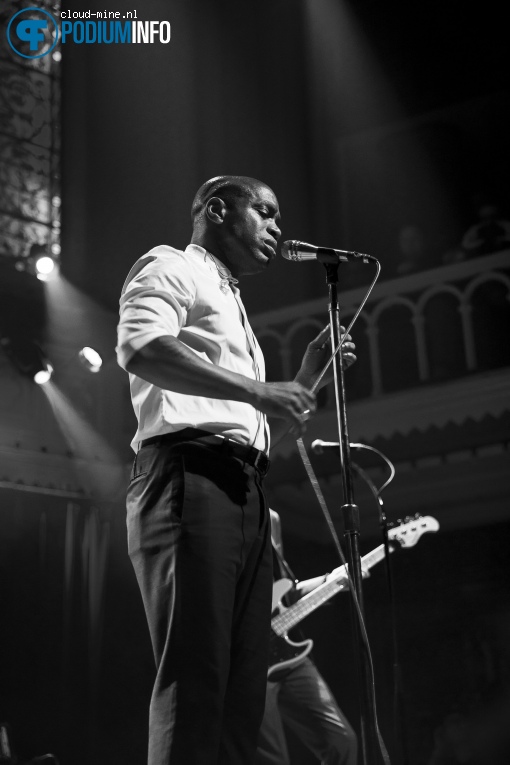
[271,540,297,584]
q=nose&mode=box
[268,220,281,242]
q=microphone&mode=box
[281,240,375,264]
[311,439,363,454]
[311,439,339,454]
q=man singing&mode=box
[116,175,355,765]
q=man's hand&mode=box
[295,325,356,391]
[297,564,369,597]
[326,564,370,586]
[126,336,318,437]
[252,380,317,437]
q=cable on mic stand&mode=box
[295,251,390,765]
[311,261,380,392]
[350,444,410,765]
[296,439,390,765]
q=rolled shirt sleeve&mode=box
[116,247,196,369]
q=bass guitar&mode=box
[268,514,439,679]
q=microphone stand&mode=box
[321,255,380,765]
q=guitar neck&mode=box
[272,543,391,635]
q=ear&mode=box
[205,196,227,225]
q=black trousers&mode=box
[255,659,357,765]
[127,437,273,765]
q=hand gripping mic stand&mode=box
[321,252,380,765]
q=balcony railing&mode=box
[252,250,510,406]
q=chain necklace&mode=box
[204,251,239,293]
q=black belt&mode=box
[139,427,270,477]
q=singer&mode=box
[116,175,356,765]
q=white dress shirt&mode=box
[117,244,269,453]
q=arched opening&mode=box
[378,303,419,392]
[471,280,510,370]
[340,313,371,401]
[423,291,466,381]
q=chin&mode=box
[253,257,272,274]
[239,256,271,277]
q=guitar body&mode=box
[268,578,313,680]
[268,630,313,681]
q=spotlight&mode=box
[79,346,103,373]
[0,337,53,383]
[25,243,59,281]
[35,255,56,280]
[34,363,53,385]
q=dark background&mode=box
[60,0,509,313]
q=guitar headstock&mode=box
[388,515,439,548]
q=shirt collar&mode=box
[185,244,239,291]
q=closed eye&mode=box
[256,205,280,223]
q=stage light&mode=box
[34,363,53,385]
[22,243,60,281]
[79,346,103,373]
[35,255,56,280]
[0,336,53,383]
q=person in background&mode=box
[256,509,358,765]
[395,224,428,276]
[461,203,510,257]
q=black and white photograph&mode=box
[0,2,509,764]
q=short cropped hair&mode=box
[191,175,266,222]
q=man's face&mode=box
[220,185,282,277]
